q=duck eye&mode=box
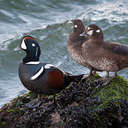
[32,43,35,47]
[74,25,78,28]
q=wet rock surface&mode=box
[0,75,128,128]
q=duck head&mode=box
[72,19,85,36]
[81,24,104,41]
[20,36,41,63]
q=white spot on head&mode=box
[74,25,78,28]
[21,39,27,50]
[96,29,100,33]
[88,27,91,30]
[87,30,93,36]
[32,43,35,47]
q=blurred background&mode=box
[0,0,128,106]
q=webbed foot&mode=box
[94,71,118,87]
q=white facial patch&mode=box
[31,66,44,80]
[96,29,100,33]
[74,25,78,28]
[87,30,93,36]
[32,43,35,47]
[87,27,91,30]
[45,64,55,69]
[21,39,27,50]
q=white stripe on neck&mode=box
[26,61,40,64]
[31,66,44,80]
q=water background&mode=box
[0,0,128,107]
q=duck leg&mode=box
[102,71,112,85]
[82,68,95,80]
[106,71,109,78]
[92,70,96,75]
[104,71,118,85]
[97,71,118,86]
[114,72,118,77]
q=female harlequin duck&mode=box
[81,24,128,83]
[67,19,99,77]
[19,36,83,107]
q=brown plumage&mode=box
[67,19,98,76]
[81,24,128,79]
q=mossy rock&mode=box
[0,74,128,128]
[93,76,128,109]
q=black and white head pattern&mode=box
[21,36,41,63]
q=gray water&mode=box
[0,0,128,107]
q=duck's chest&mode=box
[67,42,86,65]
[18,63,45,81]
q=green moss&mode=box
[93,76,128,109]
[48,95,54,99]
[6,108,23,113]
[6,109,18,113]
[24,91,37,100]
[86,74,101,83]
[16,100,23,107]
[0,121,6,128]
[65,85,71,89]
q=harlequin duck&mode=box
[19,36,83,107]
[81,24,128,83]
[67,19,99,77]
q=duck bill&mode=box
[80,32,87,37]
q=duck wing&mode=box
[103,41,128,56]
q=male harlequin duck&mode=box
[67,19,98,77]
[81,24,128,83]
[19,36,83,107]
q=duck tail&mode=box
[119,59,128,69]
[64,72,84,87]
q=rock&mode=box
[0,75,128,128]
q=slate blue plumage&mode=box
[19,36,83,99]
